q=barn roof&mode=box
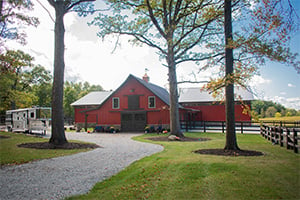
[71,74,170,107]
[132,74,170,105]
[178,87,254,103]
[70,91,113,106]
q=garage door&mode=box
[121,112,146,132]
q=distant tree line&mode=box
[0,50,103,122]
[252,100,300,118]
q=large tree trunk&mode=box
[167,42,184,138]
[224,0,239,150]
[49,2,67,145]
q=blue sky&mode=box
[6,0,300,110]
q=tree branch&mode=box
[176,52,224,65]
[146,0,167,39]
[37,0,55,23]
[66,0,95,11]
[177,80,208,84]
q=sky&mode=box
[5,0,300,110]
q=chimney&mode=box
[143,73,150,83]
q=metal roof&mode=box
[132,74,170,105]
[178,87,254,103]
[70,91,113,106]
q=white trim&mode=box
[112,97,120,109]
[148,96,156,108]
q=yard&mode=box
[0,131,95,165]
[1,131,299,199]
[68,132,300,200]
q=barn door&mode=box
[121,112,146,132]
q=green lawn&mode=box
[68,132,300,200]
[259,116,300,122]
[0,131,93,165]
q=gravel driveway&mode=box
[0,132,163,200]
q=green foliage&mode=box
[64,81,103,119]
[0,132,92,165]
[91,1,222,63]
[0,0,39,48]
[252,100,298,118]
[0,49,104,120]
[265,106,277,118]
[275,112,281,118]
[68,133,300,200]
[0,50,37,111]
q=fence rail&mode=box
[180,120,260,133]
[260,125,299,153]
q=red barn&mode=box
[71,74,253,132]
[71,74,171,132]
[178,88,253,122]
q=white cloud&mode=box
[288,83,296,87]
[249,75,272,87]
[264,95,300,110]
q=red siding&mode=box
[73,76,252,130]
[74,77,170,126]
[182,103,251,121]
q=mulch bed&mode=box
[0,135,10,139]
[194,149,264,157]
[146,136,264,156]
[18,142,101,150]
[146,136,210,142]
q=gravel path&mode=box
[0,132,163,200]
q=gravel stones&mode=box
[0,133,163,200]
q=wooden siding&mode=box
[182,103,251,122]
[74,76,170,128]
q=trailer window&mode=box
[30,112,35,118]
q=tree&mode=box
[265,106,277,117]
[204,0,299,150]
[46,0,96,145]
[275,112,281,118]
[224,0,239,150]
[91,0,223,137]
[0,0,39,51]
[29,65,53,107]
[64,81,103,122]
[0,50,36,111]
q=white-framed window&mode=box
[112,97,120,109]
[148,96,156,108]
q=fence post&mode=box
[293,129,298,153]
[203,121,206,133]
[286,128,290,150]
[260,125,265,137]
[222,122,224,133]
[279,127,283,147]
[241,121,244,134]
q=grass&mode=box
[0,131,93,166]
[68,132,300,200]
[259,116,300,122]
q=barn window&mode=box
[148,96,156,108]
[112,97,120,109]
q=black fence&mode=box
[260,125,299,153]
[180,120,260,133]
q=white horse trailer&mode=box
[6,107,51,135]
